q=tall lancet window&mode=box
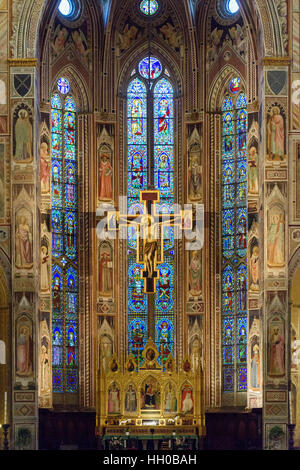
[127,58,175,366]
[51,80,79,394]
[221,79,247,394]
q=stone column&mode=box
[262,57,290,450]
[9,58,39,450]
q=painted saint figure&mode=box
[125,385,137,413]
[40,245,50,292]
[250,245,259,291]
[67,330,76,366]
[269,327,285,377]
[14,109,33,162]
[131,98,143,136]
[188,153,202,201]
[267,106,285,161]
[40,142,50,194]
[189,251,202,297]
[131,152,144,189]
[181,386,194,414]
[267,213,285,267]
[16,325,32,376]
[16,215,33,268]
[108,383,120,414]
[40,345,50,394]
[251,344,260,389]
[53,329,62,366]
[158,98,170,134]
[165,384,177,413]
[248,146,259,195]
[99,153,113,201]
[99,244,113,296]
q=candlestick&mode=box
[4,391,7,424]
[2,424,9,450]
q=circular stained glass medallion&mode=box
[57,77,70,95]
[140,0,159,16]
[58,0,72,16]
[139,57,162,80]
[226,0,240,14]
[229,77,241,94]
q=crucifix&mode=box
[107,189,191,342]
[107,190,190,294]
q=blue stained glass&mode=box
[66,323,77,366]
[51,91,78,393]
[51,109,62,134]
[52,133,63,159]
[66,370,78,393]
[129,319,147,358]
[223,210,234,236]
[53,322,63,366]
[223,318,234,344]
[237,161,247,182]
[58,0,72,16]
[223,111,234,136]
[154,148,174,197]
[224,346,233,364]
[57,77,70,95]
[140,0,159,15]
[127,67,175,364]
[223,184,235,209]
[222,96,233,111]
[65,95,76,112]
[237,367,247,391]
[53,369,64,393]
[128,263,147,314]
[223,161,235,184]
[223,135,235,157]
[156,318,174,363]
[229,77,241,94]
[236,92,247,109]
[52,265,63,315]
[139,57,162,80]
[221,87,247,393]
[224,367,234,392]
[155,263,174,312]
[51,93,62,110]
[64,212,77,260]
[66,266,78,291]
[237,317,247,343]
[128,148,147,197]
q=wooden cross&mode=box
[107,190,191,294]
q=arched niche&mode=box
[291,264,300,447]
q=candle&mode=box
[4,391,7,424]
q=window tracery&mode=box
[51,83,79,393]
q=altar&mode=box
[96,339,205,449]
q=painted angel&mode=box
[160,23,182,48]
[119,24,139,51]
[52,25,68,55]
[72,29,89,57]
[207,27,223,62]
[229,24,247,57]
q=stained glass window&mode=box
[58,0,72,16]
[139,57,162,80]
[57,77,70,95]
[127,62,175,366]
[140,0,159,16]
[227,0,240,15]
[221,87,247,394]
[51,87,78,393]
